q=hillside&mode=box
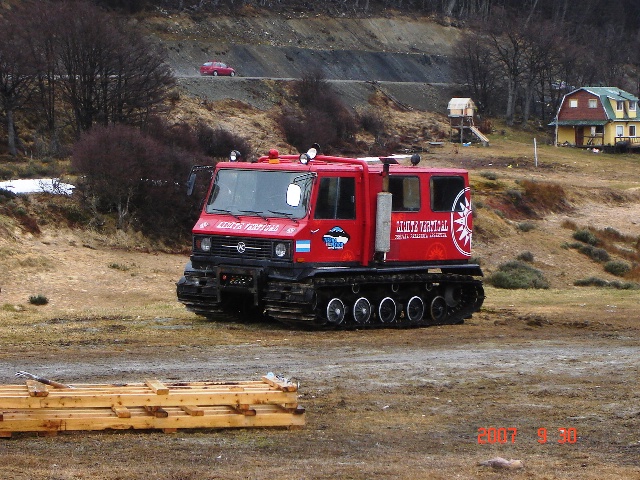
[144,10,463,115]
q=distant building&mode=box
[550,87,640,150]
[447,98,489,146]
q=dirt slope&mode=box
[147,10,463,111]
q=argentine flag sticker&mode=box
[296,240,311,252]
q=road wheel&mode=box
[378,297,396,323]
[326,298,346,325]
[430,296,448,323]
[213,71,218,76]
[230,71,235,77]
[406,296,425,323]
[352,297,371,324]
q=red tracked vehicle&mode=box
[176,147,484,328]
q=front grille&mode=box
[202,236,274,260]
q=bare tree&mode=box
[0,19,35,156]
[53,1,174,134]
[519,19,561,126]
[484,9,527,126]
[454,30,500,115]
[20,2,65,151]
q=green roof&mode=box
[581,87,639,102]
[549,119,608,126]
[581,87,638,120]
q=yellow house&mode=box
[551,87,640,150]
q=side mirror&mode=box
[186,172,197,196]
[286,184,302,207]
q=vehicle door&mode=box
[308,174,363,264]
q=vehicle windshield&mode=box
[206,169,313,220]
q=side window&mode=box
[314,177,356,219]
[431,176,465,212]
[389,176,420,211]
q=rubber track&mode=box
[263,273,484,329]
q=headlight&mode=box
[199,237,212,252]
[274,242,288,258]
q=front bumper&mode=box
[176,262,263,309]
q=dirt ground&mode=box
[0,274,638,480]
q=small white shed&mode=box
[448,98,476,118]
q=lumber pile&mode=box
[0,375,304,437]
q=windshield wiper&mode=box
[208,208,241,220]
[269,210,299,224]
[238,209,269,221]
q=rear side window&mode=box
[389,176,420,211]
[430,176,465,212]
[314,177,356,219]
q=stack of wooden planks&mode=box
[0,375,304,437]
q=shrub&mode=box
[516,251,534,262]
[578,245,610,262]
[358,109,386,137]
[573,228,598,245]
[574,277,609,287]
[281,69,357,152]
[281,108,339,152]
[602,226,624,240]
[196,123,251,160]
[108,262,130,271]
[516,222,535,232]
[574,277,639,289]
[604,260,631,277]
[480,171,498,181]
[29,294,49,305]
[72,123,211,241]
[0,188,17,200]
[487,260,549,289]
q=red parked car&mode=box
[199,61,236,76]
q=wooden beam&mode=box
[144,379,169,395]
[26,380,49,398]
[111,406,131,418]
[181,405,205,416]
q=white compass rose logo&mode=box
[451,187,472,256]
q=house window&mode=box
[570,99,578,108]
[630,102,637,111]
[630,125,637,137]
[616,125,624,137]
[589,99,597,108]
[617,101,624,111]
